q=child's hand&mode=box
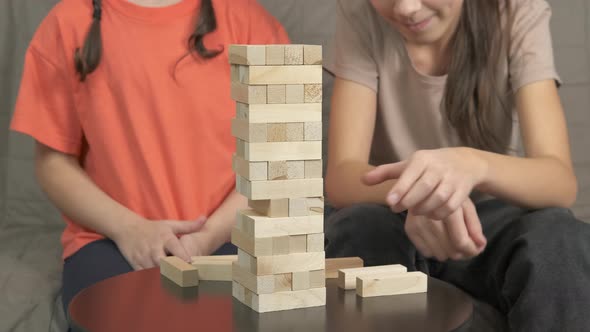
[405,198,487,261]
[113,216,206,270]
[363,147,487,220]
[178,232,210,258]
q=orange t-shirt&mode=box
[11,0,289,259]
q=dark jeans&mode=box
[324,199,590,332]
[61,240,237,317]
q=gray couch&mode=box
[0,1,335,331]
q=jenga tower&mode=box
[228,44,326,313]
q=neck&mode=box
[126,0,182,7]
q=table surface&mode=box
[70,268,474,332]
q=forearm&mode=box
[35,145,143,241]
[473,148,578,208]
[199,190,248,253]
[326,160,396,208]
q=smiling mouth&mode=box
[404,16,433,32]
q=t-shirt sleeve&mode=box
[246,0,290,44]
[324,0,378,91]
[10,12,83,156]
[509,0,561,93]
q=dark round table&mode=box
[69,268,474,332]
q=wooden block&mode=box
[304,122,322,141]
[236,103,321,124]
[286,85,304,104]
[268,161,288,180]
[266,45,285,65]
[235,141,322,162]
[229,44,266,65]
[231,227,273,256]
[236,176,323,200]
[286,123,304,141]
[337,264,407,290]
[232,155,267,181]
[307,233,324,252]
[289,197,324,216]
[287,161,304,179]
[356,271,428,298]
[267,124,287,142]
[237,209,323,237]
[303,45,322,65]
[237,249,325,276]
[239,65,322,85]
[309,270,326,288]
[285,45,304,65]
[305,160,323,178]
[325,257,364,279]
[231,81,266,104]
[231,118,267,143]
[304,84,322,103]
[191,255,237,262]
[233,281,326,313]
[272,236,290,255]
[160,256,199,287]
[247,199,289,217]
[292,271,311,291]
[267,85,286,104]
[289,235,308,253]
[232,263,292,294]
[190,258,236,281]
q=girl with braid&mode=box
[324,0,590,330]
[11,0,288,316]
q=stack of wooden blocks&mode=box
[229,44,327,313]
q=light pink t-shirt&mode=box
[325,0,561,165]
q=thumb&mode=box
[164,217,207,235]
[164,237,191,263]
[462,200,487,249]
[362,162,407,186]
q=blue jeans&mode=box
[324,199,590,332]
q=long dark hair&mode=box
[74,0,222,82]
[444,0,512,153]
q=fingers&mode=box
[411,181,452,216]
[399,171,442,213]
[165,218,207,235]
[387,162,426,209]
[362,162,408,186]
[462,199,487,249]
[164,236,192,263]
[443,208,480,258]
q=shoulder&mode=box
[505,0,551,24]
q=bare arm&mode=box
[475,80,577,208]
[325,78,396,208]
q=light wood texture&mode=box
[268,160,288,180]
[190,256,237,281]
[236,103,321,123]
[239,65,322,85]
[247,199,289,217]
[325,257,364,279]
[231,118,267,143]
[236,176,323,200]
[237,249,325,276]
[236,209,323,237]
[305,160,323,178]
[266,45,285,65]
[288,234,308,253]
[309,270,326,288]
[272,236,290,255]
[232,262,292,294]
[235,140,322,162]
[287,161,305,179]
[231,81,267,104]
[232,155,268,181]
[267,124,287,142]
[303,45,322,65]
[286,123,304,141]
[267,85,286,104]
[304,84,322,103]
[284,45,304,65]
[231,228,273,256]
[292,271,311,291]
[288,197,324,216]
[232,228,320,257]
[160,256,199,287]
[286,84,304,103]
[229,45,266,65]
[233,281,326,313]
[304,122,322,141]
[337,264,407,290]
[356,271,428,298]
[307,233,325,252]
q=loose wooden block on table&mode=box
[236,103,321,124]
[236,209,323,238]
[236,176,323,200]
[160,256,199,287]
[337,264,408,290]
[229,45,266,65]
[235,140,322,162]
[285,45,304,65]
[232,155,268,181]
[231,82,267,104]
[266,45,285,65]
[356,271,428,297]
[248,199,289,217]
[303,45,323,65]
[236,65,322,85]
[288,197,324,216]
[233,281,326,313]
[237,249,325,276]
[304,160,323,178]
[190,255,238,281]
[325,257,364,279]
